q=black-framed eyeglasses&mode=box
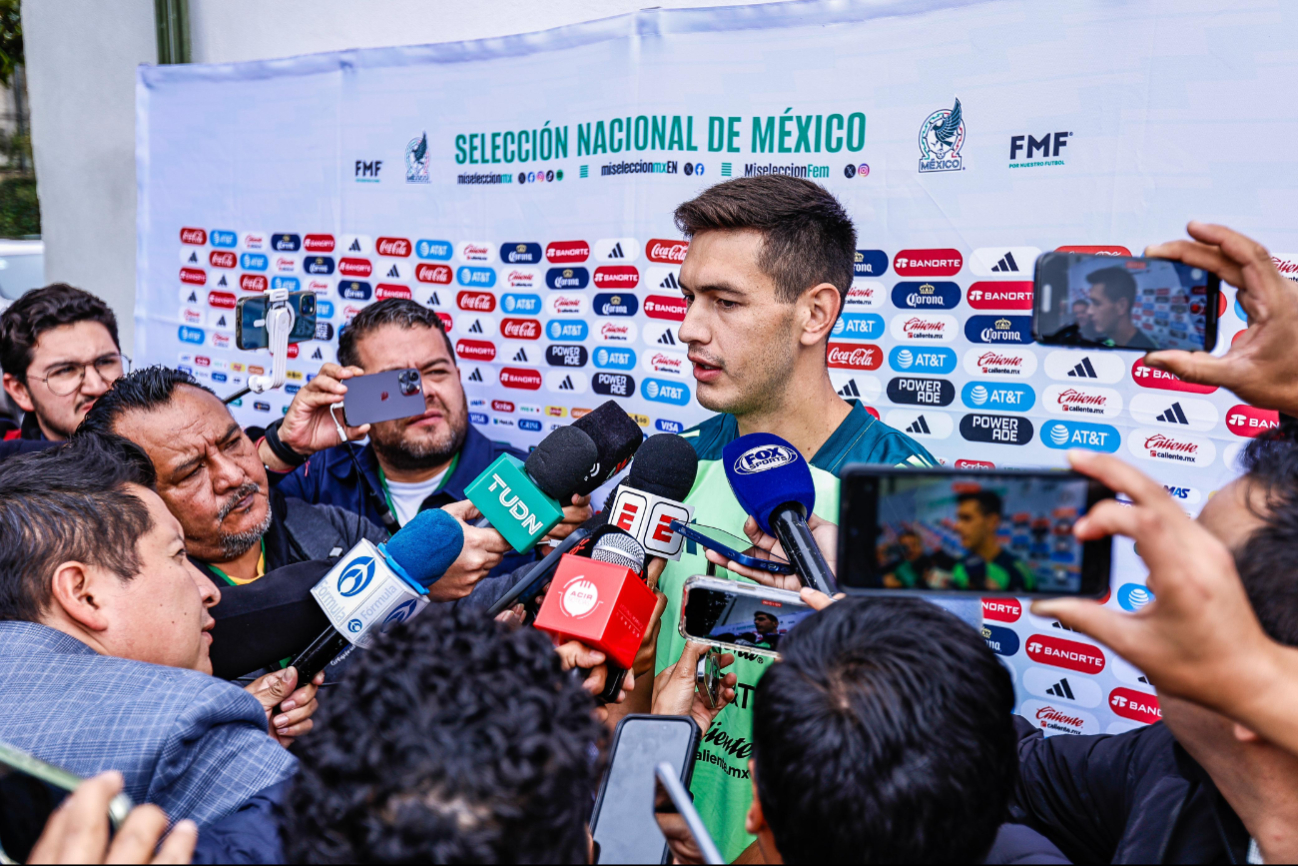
[39,353,131,397]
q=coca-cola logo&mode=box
[455,339,496,362]
[179,227,207,245]
[303,234,335,253]
[416,263,453,284]
[501,318,541,340]
[457,291,496,312]
[1131,359,1217,393]
[375,284,411,301]
[1226,404,1280,437]
[643,295,687,322]
[207,291,236,309]
[646,238,689,264]
[1026,634,1106,674]
[376,237,412,257]
[209,251,236,269]
[593,266,640,289]
[339,258,372,277]
[499,367,543,390]
[239,274,267,293]
[546,240,590,263]
[827,342,882,370]
[179,268,206,286]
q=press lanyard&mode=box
[376,451,459,517]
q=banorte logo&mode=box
[1109,688,1162,725]
[376,237,412,257]
[416,263,453,285]
[180,268,206,286]
[827,342,882,370]
[207,291,236,309]
[1131,359,1217,393]
[375,284,412,301]
[646,238,689,264]
[455,339,496,362]
[457,291,496,312]
[501,318,542,340]
[981,597,1022,623]
[303,234,335,253]
[594,266,639,289]
[499,367,543,390]
[339,258,372,278]
[1226,404,1280,437]
[966,281,1034,310]
[546,240,590,263]
[892,248,962,277]
[643,295,687,322]
[1025,633,1105,674]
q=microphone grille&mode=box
[591,531,646,574]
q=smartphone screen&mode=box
[1033,252,1219,351]
[342,369,426,427]
[591,716,698,865]
[680,577,813,656]
[235,291,318,350]
[838,467,1113,597]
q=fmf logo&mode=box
[892,248,962,277]
[1026,634,1105,674]
[546,240,590,263]
[646,239,689,264]
[734,444,799,475]
[827,342,881,370]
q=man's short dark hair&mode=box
[284,603,605,864]
[337,298,454,369]
[1234,431,1298,647]
[1086,266,1138,311]
[752,597,1016,863]
[673,176,856,307]
[957,490,1003,518]
[77,365,215,438]
[0,284,120,382]
[0,434,157,622]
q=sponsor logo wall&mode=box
[139,0,1296,738]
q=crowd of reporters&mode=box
[2,176,1298,864]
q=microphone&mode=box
[571,400,644,496]
[293,508,465,682]
[607,433,698,560]
[465,424,600,553]
[483,510,607,618]
[722,433,837,596]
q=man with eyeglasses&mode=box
[0,284,129,457]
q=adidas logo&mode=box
[468,320,483,334]
[467,368,484,383]
[216,275,228,287]
[1156,402,1189,424]
[991,251,1020,273]
[428,292,441,306]
[837,379,861,398]
[512,348,528,363]
[1045,678,1076,700]
[607,242,625,259]
[186,291,198,303]
[186,251,198,263]
[906,415,931,435]
[1067,357,1098,378]
[1138,675,1151,685]
[657,330,677,346]
[659,272,680,290]
[386,264,400,278]
[215,315,227,327]
[558,375,574,390]
[311,347,323,360]
[348,238,362,252]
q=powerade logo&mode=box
[1117,583,1155,612]
[240,252,268,271]
[210,230,237,248]
[889,346,956,374]
[457,266,496,288]
[887,377,955,406]
[178,326,204,344]
[416,239,453,260]
[965,315,1033,344]
[501,293,541,314]
[733,443,799,475]
[1042,420,1120,453]
[641,377,690,405]
[470,412,488,425]
[830,312,885,340]
[547,319,588,341]
[337,556,377,597]
[655,419,684,434]
[593,347,636,370]
[961,382,1035,412]
[982,624,1021,656]
[546,267,589,290]
[593,372,635,397]
[891,281,961,309]
[959,413,1034,445]
[501,242,542,264]
[519,418,543,432]
[853,249,889,277]
[593,293,638,316]
[545,345,588,367]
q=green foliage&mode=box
[0,0,21,88]
[0,175,40,237]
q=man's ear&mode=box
[48,562,112,633]
[1234,721,1262,744]
[2,372,35,414]
[799,283,843,346]
[744,760,765,835]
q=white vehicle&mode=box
[0,238,45,301]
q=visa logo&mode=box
[469,412,488,425]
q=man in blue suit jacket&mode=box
[0,436,300,829]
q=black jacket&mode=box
[1010,716,1250,864]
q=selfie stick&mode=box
[222,288,295,405]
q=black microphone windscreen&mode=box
[572,401,643,496]
[524,425,601,501]
[626,433,699,501]
[208,558,334,680]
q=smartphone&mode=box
[342,369,425,427]
[837,466,1114,597]
[680,575,813,659]
[1033,251,1220,351]
[670,520,794,575]
[0,741,132,862]
[591,715,699,865]
[234,291,318,350]
[695,647,722,709]
[653,763,724,866]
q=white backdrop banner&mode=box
[137,0,1298,738]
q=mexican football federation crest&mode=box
[406,131,430,183]
[918,98,964,173]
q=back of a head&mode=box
[0,283,119,380]
[752,597,1016,864]
[1234,430,1298,647]
[284,603,605,864]
[77,365,215,438]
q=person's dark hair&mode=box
[957,489,1003,518]
[673,176,856,307]
[1233,431,1298,647]
[1071,298,1090,309]
[284,603,605,864]
[0,433,157,622]
[752,597,1016,863]
[0,284,120,382]
[1086,266,1138,312]
[77,365,215,438]
[337,298,455,369]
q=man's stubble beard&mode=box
[215,482,274,560]
[695,312,798,418]
[369,401,469,473]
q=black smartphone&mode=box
[671,521,795,575]
[590,715,699,865]
[679,576,814,658]
[342,368,426,427]
[1033,251,1219,351]
[234,291,318,350]
[837,466,1113,597]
